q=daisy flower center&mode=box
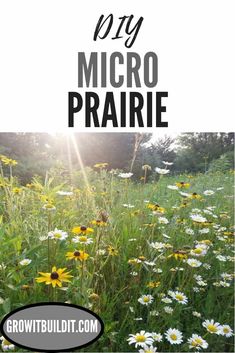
[50,272,59,280]
[79,236,87,242]
[194,248,202,254]
[170,334,177,341]
[223,328,229,333]
[143,297,150,302]
[207,324,218,332]
[135,334,146,342]
[80,226,87,231]
[175,294,184,301]
[195,338,202,345]
[54,233,62,239]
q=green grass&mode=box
[0,164,234,352]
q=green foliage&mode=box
[208,152,234,173]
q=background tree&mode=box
[174,133,234,173]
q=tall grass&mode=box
[0,162,234,352]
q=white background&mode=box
[0,0,234,133]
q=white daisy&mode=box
[127,331,154,348]
[151,332,163,342]
[123,203,135,208]
[185,228,194,235]
[164,306,173,314]
[161,297,172,304]
[190,247,207,257]
[0,336,15,351]
[187,259,202,268]
[167,185,178,190]
[203,190,215,195]
[192,311,201,318]
[162,161,173,165]
[56,190,73,196]
[188,334,208,350]
[219,325,233,337]
[180,191,190,197]
[155,167,170,175]
[138,295,154,306]
[172,291,188,304]
[190,214,207,223]
[139,345,157,353]
[97,249,106,255]
[42,204,56,212]
[162,233,171,239]
[47,228,68,241]
[165,328,183,344]
[144,261,156,267]
[149,242,166,250]
[118,172,133,179]
[202,319,222,334]
[130,272,138,276]
[72,235,93,245]
[19,258,32,266]
[203,263,211,269]
[199,228,210,234]
[158,217,169,224]
[221,273,233,281]
[216,255,227,262]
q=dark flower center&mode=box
[74,251,81,257]
[50,272,59,280]
[180,182,185,184]
[192,192,197,195]
[80,226,87,231]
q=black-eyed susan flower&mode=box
[176,181,190,188]
[36,266,73,288]
[168,250,188,260]
[12,187,22,194]
[107,245,118,256]
[72,226,94,235]
[0,155,17,166]
[147,281,161,288]
[147,203,165,213]
[189,192,202,200]
[91,219,107,227]
[66,250,89,261]
[143,223,156,228]
[94,162,108,169]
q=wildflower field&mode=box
[0,157,234,352]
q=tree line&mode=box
[0,132,233,183]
